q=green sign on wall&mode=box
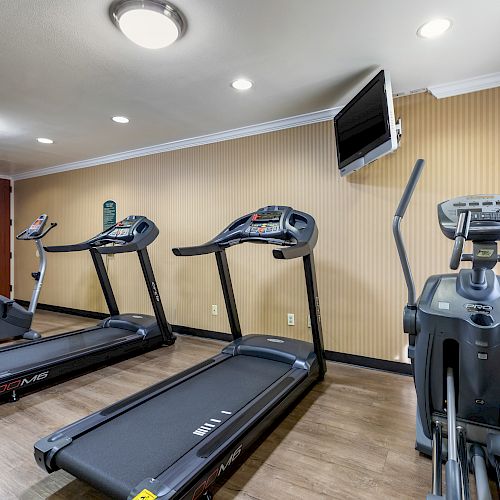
[103,200,117,230]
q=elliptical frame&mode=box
[393,160,500,500]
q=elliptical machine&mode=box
[0,214,57,341]
[393,159,500,500]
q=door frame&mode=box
[0,176,12,298]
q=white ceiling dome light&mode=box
[231,79,253,91]
[417,18,452,39]
[112,116,130,123]
[110,0,185,49]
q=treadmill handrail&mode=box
[46,239,145,254]
[45,242,93,252]
[172,241,221,256]
[273,224,318,259]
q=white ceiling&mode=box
[1,0,499,176]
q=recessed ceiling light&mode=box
[112,116,130,124]
[231,79,253,91]
[110,0,185,49]
[36,137,54,144]
[417,18,452,39]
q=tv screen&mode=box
[334,70,398,176]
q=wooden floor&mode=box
[0,311,495,499]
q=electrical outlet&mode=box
[211,304,218,316]
[287,313,295,326]
[307,315,311,328]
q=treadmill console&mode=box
[438,195,500,241]
[249,211,283,236]
[27,214,48,238]
[45,215,159,254]
[173,206,318,260]
[85,216,159,253]
[248,209,287,239]
[105,216,140,242]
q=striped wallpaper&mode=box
[13,87,500,362]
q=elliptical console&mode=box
[393,160,500,500]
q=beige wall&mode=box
[14,88,500,362]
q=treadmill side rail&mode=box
[34,435,72,473]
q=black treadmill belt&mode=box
[0,328,140,374]
[55,355,291,499]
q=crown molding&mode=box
[428,72,500,99]
[11,107,341,181]
[7,72,500,180]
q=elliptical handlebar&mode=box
[450,211,471,270]
[395,159,425,218]
[172,242,222,257]
[393,159,425,308]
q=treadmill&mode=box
[0,215,175,401]
[35,206,326,500]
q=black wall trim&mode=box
[173,325,233,342]
[174,325,411,375]
[16,300,108,320]
[178,325,412,375]
[325,350,412,375]
[20,301,412,376]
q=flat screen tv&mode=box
[334,69,399,177]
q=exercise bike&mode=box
[393,159,500,499]
[0,214,57,341]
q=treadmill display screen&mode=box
[116,221,133,227]
[253,211,282,222]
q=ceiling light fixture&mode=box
[112,116,130,123]
[417,18,452,39]
[110,0,185,49]
[231,79,253,91]
[36,137,54,144]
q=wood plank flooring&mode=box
[0,310,496,499]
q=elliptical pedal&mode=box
[457,428,470,500]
